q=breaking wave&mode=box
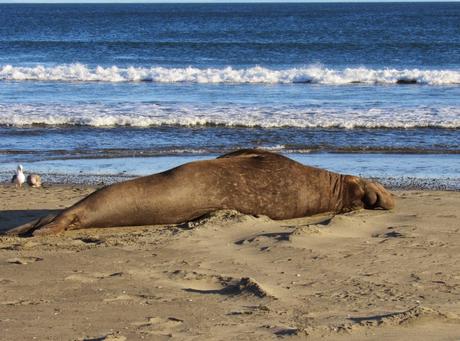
[1,64,460,85]
[0,103,458,128]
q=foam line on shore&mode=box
[0,103,459,128]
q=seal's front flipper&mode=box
[4,214,57,237]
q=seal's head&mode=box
[360,180,395,210]
[345,176,395,211]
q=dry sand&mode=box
[0,184,459,340]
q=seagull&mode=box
[27,174,42,188]
[11,164,26,188]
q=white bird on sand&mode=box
[11,164,26,188]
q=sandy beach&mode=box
[0,184,459,340]
[1,2,459,340]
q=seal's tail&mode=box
[3,214,58,237]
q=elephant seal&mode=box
[5,149,394,237]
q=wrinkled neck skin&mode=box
[338,175,395,213]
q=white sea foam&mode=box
[0,103,458,128]
[1,64,460,85]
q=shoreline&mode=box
[2,174,460,191]
[1,152,459,190]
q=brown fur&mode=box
[5,149,394,237]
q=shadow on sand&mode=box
[0,209,60,233]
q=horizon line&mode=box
[1,0,460,3]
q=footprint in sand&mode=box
[0,243,23,250]
[269,326,299,336]
[168,270,274,299]
[345,306,460,329]
[132,316,184,337]
[72,236,104,246]
[372,226,417,240]
[79,333,127,341]
[235,231,292,246]
[6,256,43,264]
[234,224,327,250]
[65,271,123,283]
[103,292,161,304]
[0,298,49,306]
[103,294,137,303]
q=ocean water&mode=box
[0,3,459,186]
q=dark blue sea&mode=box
[0,3,459,187]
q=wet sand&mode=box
[1,185,459,340]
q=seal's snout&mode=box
[362,181,395,210]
